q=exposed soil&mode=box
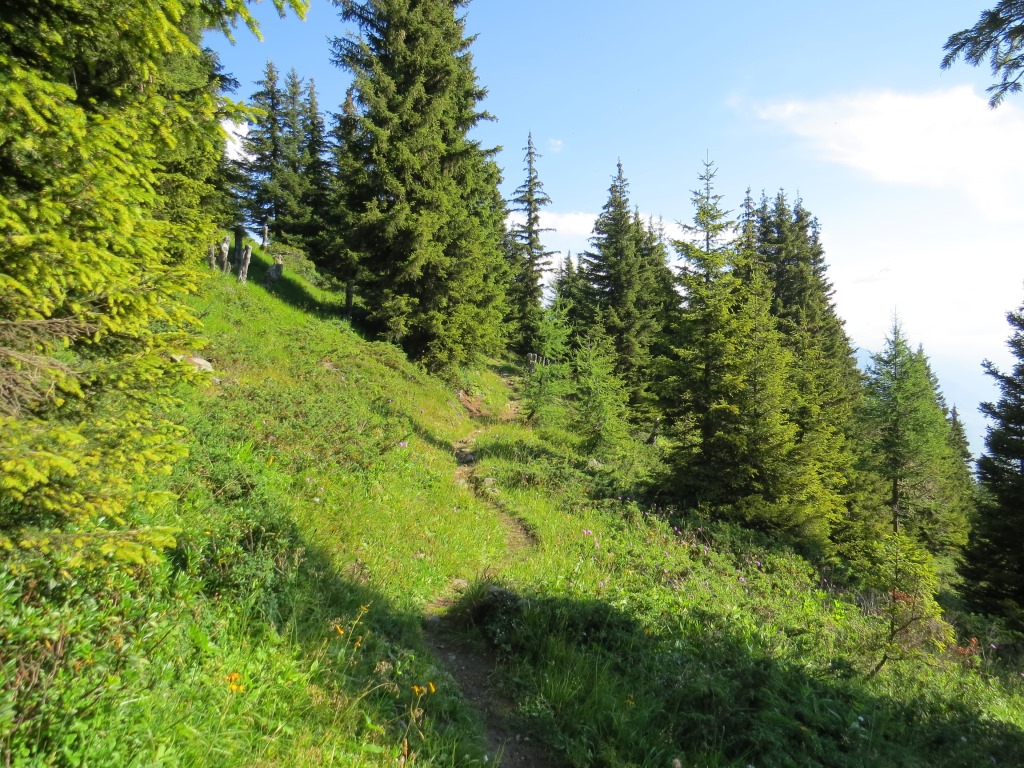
[424,613,558,768]
[426,386,558,767]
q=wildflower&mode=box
[314,497,321,503]
[360,604,370,613]
[335,625,345,636]
[428,681,436,694]
[399,441,408,448]
[739,576,747,584]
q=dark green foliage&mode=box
[942,1,1024,107]
[965,302,1024,625]
[666,161,831,544]
[239,60,286,233]
[578,163,675,409]
[331,0,509,372]
[507,133,555,355]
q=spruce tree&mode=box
[860,322,971,560]
[299,79,332,257]
[0,0,303,551]
[964,301,1024,624]
[239,60,285,234]
[578,163,668,407]
[331,0,508,372]
[667,161,825,543]
[507,133,555,355]
[272,67,313,246]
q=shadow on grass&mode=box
[445,583,1024,768]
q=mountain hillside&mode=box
[5,247,1024,767]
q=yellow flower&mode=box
[428,681,436,694]
[334,625,345,636]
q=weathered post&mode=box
[261,223,269,250]
[237,244,253,284]
[219,236,230,274]
[206,243,217,270]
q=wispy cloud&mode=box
[547,138,565,153]
[756,86,1024,222]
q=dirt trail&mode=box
[423,384,558,768]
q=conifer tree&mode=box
[272,68,313,246]
[746,190,863,555]
[860,322,971,560]
[299,79,332,256]
[571,326,631,458]
[507,133,555,355]
[964,301,1024,624]
[578,163,669,407]
[331,0,508,372]
[0,0,304,551]
[666,161,826,542]
[239,60,286,234]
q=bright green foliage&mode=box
[744,191,862,552]
[861,530,951,677]
[942,1,1024,107]
[0,0,302,552]
[522,300,574,425]
[578,163,674,408]
[507,133,555,355]
[965,302,1024,626]
[569,326,631,458]
[331,0,509,372]
[860,322,972,561]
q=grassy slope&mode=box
[6,248,1024,766]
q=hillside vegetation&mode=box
[5,249,1024,767]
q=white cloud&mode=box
[756,86,1024,222]
[547,138,565,153]
[221,119,249,162]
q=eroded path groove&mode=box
[423,387,558,768]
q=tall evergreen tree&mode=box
[964,301,1024,624]
[507,133,555,355]
[666,161,826,543]
[578,163,668,407]
[746,190,863,556]
[239,60,285,233]
[331,0,508,372]
[271,67,313,246]
[299,79,332,256]
[860,322,971,560]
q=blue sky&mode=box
[209,0,1024,454]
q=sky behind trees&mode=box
[209,0,1023,452]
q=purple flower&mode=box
[399,441,408,448]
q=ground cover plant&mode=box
[4,247,1024,767]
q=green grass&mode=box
[5,244,1024,766]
